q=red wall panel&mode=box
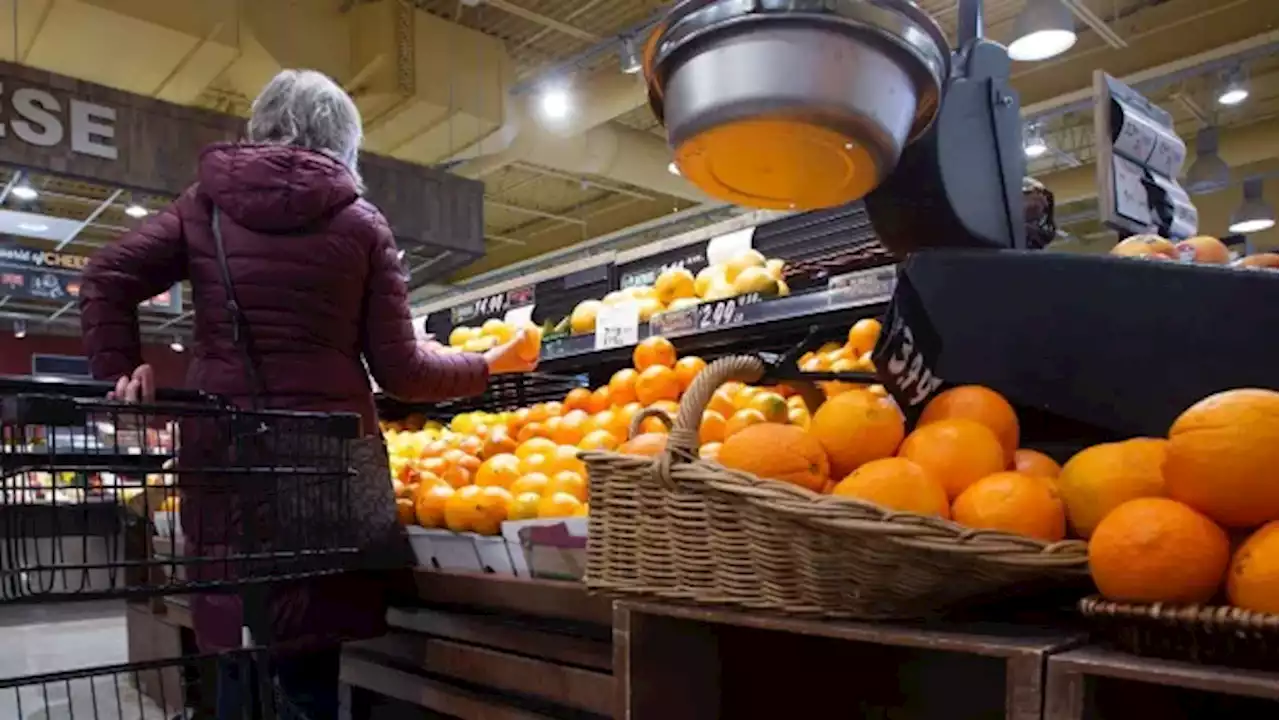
[0,334,190,387]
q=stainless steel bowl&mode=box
[645,0,951,209]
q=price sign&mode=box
[1111,100,1159,163]
[696,293,761,330]
[450,285,536,325]
[649,306,698,336]
[594,300,640,350]
[871,275,943,420]
[620,251,706,289]
[827,266,897,306]
[1112,155,1151,224]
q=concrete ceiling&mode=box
[0,0,1276,295]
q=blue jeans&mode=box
[216,648,341,720]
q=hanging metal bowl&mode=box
[644,0,950,210]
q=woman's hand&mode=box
[109,364,156,404]
[483,329,539,375]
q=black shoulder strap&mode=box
[210,208,266,411]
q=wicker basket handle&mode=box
[626,406,673,440]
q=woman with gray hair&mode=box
[79,69,534,718]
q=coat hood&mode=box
[198,143,361,233]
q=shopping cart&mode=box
[1,375,368,719]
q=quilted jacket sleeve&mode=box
[80,194,190,382]
[360,209,490,402]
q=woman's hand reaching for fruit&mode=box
[483,327,541,375]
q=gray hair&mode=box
[247,69,364,186]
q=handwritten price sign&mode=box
[871,275,944,419]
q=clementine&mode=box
[706,386,739,418]
[471,486,512,535]
[1164,388,1279,528]
[810,389,905,478]
[443,485,482,532]
[674,356,708,392]
[579,429,620,451]
[509,491,542,521]
[918,385,1020,463]
[516,422,550,443]
[552,409,589,445]
[440,465,471,489]
[633,336,677,371]
[510,472,551,497]
[831,457,949,518]
[1088,497,1229,605]
[846,318,882,355]
[395,497,415,525]
[719,423,830,492]
[898,419,1005,500]
[587,386,612,413]
[475,453,521,489]
[699,410,727,445]
[1056,438,1168,538]
[724,408,768,439]
[748,391,789,423]
[563,387,592,412]
[414,483,454,528]
[548,470,588,502]
[518,453,551,477]
[699,442,721,462]
[537,491,584,519]
[635,365,681,406]
[481,428,518,459]
[952,472,1066,542]
[619,432,668,457]
[546,444,588,476]
[1012,448,1061,479]
[609,369,640,406]
[1227,521,1279,614]
[516,436,557,460]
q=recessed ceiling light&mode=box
[11,185,38,201]
[17,222,49,232]
[668,161,681,176]
[125,204,150,218]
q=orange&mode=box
[587,386,612,413]
[699,442,721,462]
[508,407,531,435]
[527,403,552,424]
[633,336,677,371]
[579,429,619,451]
[810,389,904,478]
[616,402,643,435]
[395,497,416,525]
[619,432,668,457]
[537,491,584,519]
[548,470,588,502]
[456,435,483,456]
[787,406,811,429]
[509,491,542,521]
[699,410,727,445]
[414,483,454,528]
[1111,234,1177,259]
[1056,439,1168,538]
[846,318,882,355]
[719,423,830,492]
[918,385,1020,464]
[514,324,542,362]
[724,408,767,439]
[609,369,640,406]
[518,453,551,477]
[516,422,550,443]
[655,266,696,305]
[1013,448,1061,479]
[474,453,521,489]
[898,419,1006,500]
[516,437,557,460]
[544,401,564,418]
[443,485,482,532]
[563,387,592,412]
[731,385,761,411]
[748,391,788,423]
[831,457,949,518]
[510,472,550,497]
[674,356,708,392]
[1227,521,1279,614]
[1164,388,1279,528]
[471,486,512,535]
[952,472,1066,542]
[706,386,738,418]
[587,409,624,440]
[442,448,481,474]
[440,465,471,489]
[1088,498,1230,605]
[640,400,680,434]
[575,503,590,517]
[481,428,518,459]
[635,365,681,406]
[546,444,588,476]
[416,470,447,490]
[552,409,589,445]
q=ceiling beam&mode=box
[1062,0,1127,49]
[510,162,657,201]
[485,198,586,225]
[484,0,599,43]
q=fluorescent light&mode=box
[1217,86,1249,106]
[1007,0,1077,62]
[11,185,37,200]
[13,320,26,339]
[668,161,681,176]
[125,204,150,218]
[17,222,49,232]
[169,337,185,353]
[1228,177,1276,234]
[618,37,642,74]
[538,87,571,121]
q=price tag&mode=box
[871,274,944,420]
[649,306,697,336]
[1111,100,1159,164]
[1112,156,1151,224]
[827,267,897,306]
[1147,130,1186,179]
[594,300,640,350]
[706,227,755,265]
[695,293,761,330]
[451,285,535,325]
[620,251,706,289]
[504,304,536,327]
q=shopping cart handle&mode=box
[0,375,214,404]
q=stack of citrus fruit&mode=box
[796,318,889,399]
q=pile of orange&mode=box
[796,318,889,399]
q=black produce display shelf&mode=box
[3,451,172,474]
[377,371,588,420]
[896,250,1279,438]
[538,272,893,377]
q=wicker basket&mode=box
[583,355,1090,619]
[1080,596,1279,670]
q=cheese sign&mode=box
[0,82,118,160]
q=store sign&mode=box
[0,82,118,160]
[0,242,181,313]
[450,285,535,325]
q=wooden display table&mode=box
[1045,646,1277,719]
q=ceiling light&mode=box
[11,185,38,201]
[1023,124,1049,158]
[1217,68,1249,106]
[125,204,150,218]
[1228,177,1275,234]
[1007,0,1077,62]
[538,86,571,121]
[668,161,681,176]
[618,36,642,74]
[1184,127,1231,195]
[13,320,26,339]
[17,222,49,232]
[169,336,185,353]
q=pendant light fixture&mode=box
[1184,127,1231,195]
[1228,177,1276,234]
[1007,0,1078,62]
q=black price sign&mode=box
[827,266,896,306]
[649,306,697,336]
[619,251,707,289]
[696,293,761,330]
[450,285,535,325]
[871,275,943,419]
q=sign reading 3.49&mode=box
[871,275,943,419]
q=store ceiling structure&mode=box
[0,0,1276,340]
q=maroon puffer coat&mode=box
[80,142,489,651]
